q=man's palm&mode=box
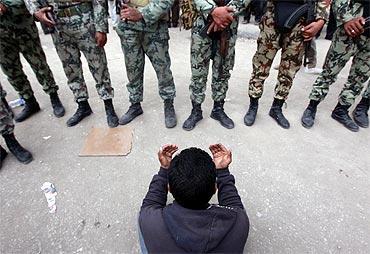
[209,144,232,169]
[158,144,178,169]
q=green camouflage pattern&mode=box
[363,81,370,99]
[0,83,14,136]
[115,0,176,103]
[248,0,328,100]
[118,0,173,32]
[189,0,248,104]
[116,24,176,103]
[0,0,58,100]
[309,27,370,106]
[333,0,364,26]
[24,0,114,102]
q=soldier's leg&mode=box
[271,21,305,129]
[0,32,41,122]
[51,33,92,127]
[19,23,65,118]
[245,11,279,126]
[305,39,318,69]
[309,28,356,102]
[143,27,177,128]
[116,28,145,125]
[0,88,32,164]
[209,24,238,129]
[182,30,212,130]
[0,35,34,99]
[338,37,370,129]
[20,23,58,95]
[302,28,357,128]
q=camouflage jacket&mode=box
[24,0,108,33]
[266,0,328,21]
[118,0,173,32]
[0,0,34,29]
[332,0,365,26]
[194,0,250,21]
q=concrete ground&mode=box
[0,22,369,254]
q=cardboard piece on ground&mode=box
[79,127,133,157]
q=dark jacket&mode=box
[139,167,249,253]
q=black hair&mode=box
[168,147,216,209]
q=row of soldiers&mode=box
[0,0,369,165]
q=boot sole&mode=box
[14,108,41,122]
[18,155,33,165]
[210,114,235,129]
[66,111,93,127]
[269,112,290,129]
[119,110,143,125]
[352,112,369,128]
[331,114,359,132]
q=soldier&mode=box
[116,0,177,128]
[0,0,65,122]
[183,0,249,131]
[1,82,33,166]
[244,0,328,129]
[24,0,119,128]
[301,0,369,132]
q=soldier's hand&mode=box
[158,144,178,169]
[95,32,107,47]
[211,6,234,28]
[302,19,325,41]
[344,17,365,37]
[120,4,143,22]
[0,3,7,16]
[34,7,55,27]
[209,144,232,170]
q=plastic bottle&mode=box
[8,98,25,108]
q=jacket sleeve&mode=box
[23,0,42,14]
[193,0,217,20]
[227,0,250,14]
[315,0,329,21]
[139,0,174,26]
[141,168,169,210]
[93,0,109,33]
[332,0,363,25]
[217,168,244,209]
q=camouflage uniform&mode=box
[190,0,248,105]
[24,0,114,102]
[249,0,328,100]
[0,0,58,100]
[115,0,176,104]
[309,0,370,106]
[0,83,14,136]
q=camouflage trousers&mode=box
[0,84,14,136]
[51,12,114,102]
[309,27,370,106]
[116,23,176,104]
[306,38,317,68]
[0,22,58,100]
[363,81,370,99]
[249,10,305,100]
[190,20,238,104]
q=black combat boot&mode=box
[210,100,235,129]
[244,97,259,126]
[269,98,290,129]
[1,145,7,167]
[119,102,143,125]
[301,100,320,129]
[164,99,177,128]
[49,92,65,117]
[66,100,93,127]
[331,102,359,132]
[2,133,33,164]
[353,97,369,128]
[182,101,203,131]
[14,95,40,122]
[104,99,119,128]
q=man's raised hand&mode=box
[158,144,178,169]
[209,143,232,169]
